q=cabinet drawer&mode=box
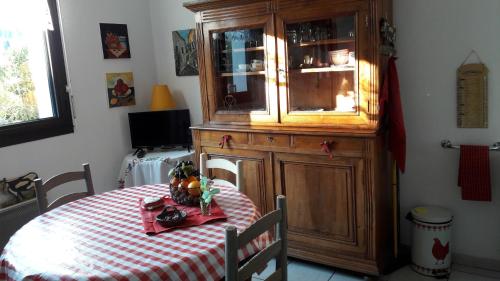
[292,135,364,157]
[200,131,248,148]
[251,133,290,148]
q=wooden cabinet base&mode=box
[192,125,393,276]
[288,247,380,275]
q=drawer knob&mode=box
[219,135,232,149]
[320,140,334,159]
[266,136,275,143]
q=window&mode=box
[0,0,72,148]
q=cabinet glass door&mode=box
[213,28,266,111]
[277,8,371,127]
[203,16,277,124]
[287,15,356,112]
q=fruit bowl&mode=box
[168,161,202,206]
[169,184,201,206]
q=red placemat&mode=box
[139,197,227,235]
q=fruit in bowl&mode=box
[179,178,190,188]
[170,176,180,187]
[168,161,201,206]
[188,180,201,197]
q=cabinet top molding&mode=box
[184,0,367,12]
[184,0,269,12]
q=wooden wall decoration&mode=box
[457,55,488,128]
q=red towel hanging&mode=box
[458,145,491,201]
[380,57,406,173]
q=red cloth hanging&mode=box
[458,145,491,201]
[380,57,406,173]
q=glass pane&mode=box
[0,0,54,126]
[285,15,357,113]
[212,28,267,112]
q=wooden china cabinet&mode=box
[185,0,394,275]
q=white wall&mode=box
[0,0,156,197]
[150,0,202,125]
[395,0,500,261]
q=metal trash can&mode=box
[410,206,453,277]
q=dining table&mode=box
[0,184,270,281]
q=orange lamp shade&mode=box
[150,84,176,111]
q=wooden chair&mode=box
[35,163,95,214]
[200,153,243,191]
[225,195,287,281]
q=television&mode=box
[128,109,191,149]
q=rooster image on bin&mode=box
[432,237,449,264]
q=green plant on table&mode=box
[200,176,220,204]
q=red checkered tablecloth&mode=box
[0,184,270,281]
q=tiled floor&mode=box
[252,258,500,281]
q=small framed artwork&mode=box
[172,29,198,76]
[100,23,131,59]
[106,72,135,108]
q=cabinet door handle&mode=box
[320,140,334,159]
[219,135,232,149]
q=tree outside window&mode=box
[0,0,73,147]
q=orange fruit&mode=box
[187,187,201,197]
[188,180,200,189]
[187,176,198,182]
[180,179,190,188]
[187,180,201,197]
[170,177,180,187]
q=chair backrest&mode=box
[225,195,287,281]
[35,163,95,214]
[200,153,243,191]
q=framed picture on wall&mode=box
[106,72,135,108]
[172,29,198,76]
[100,23,131,59]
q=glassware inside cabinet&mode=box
[211,28,267,112]
[285,14,358,113]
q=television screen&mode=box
[128,109,191,149]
